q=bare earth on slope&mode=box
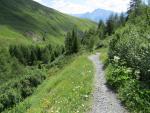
[88,53,128,113]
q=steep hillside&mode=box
[0,0,96,46]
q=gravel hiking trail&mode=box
[88,53,128,113]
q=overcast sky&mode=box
[33,0,131,14]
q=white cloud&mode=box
[33,0,130,14]
[50,0,93,14]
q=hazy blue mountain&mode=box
[73,8,115,23]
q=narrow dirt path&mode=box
[88,53,128,113]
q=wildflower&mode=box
[134,70,140,80]
[113,56,120,63]
[126,68,132,73]
[56,110,59,113]
[135,70,140,75]
[88,70,91,73]
[84,95,88,98]
[76,110,79,113]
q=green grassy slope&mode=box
[4,55,94,113]
[0,0,96,46]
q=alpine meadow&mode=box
[0,0,150,113]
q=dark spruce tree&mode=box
[41,48,50,64]
[119,13,126,26]
[106,14,116,36]
[97,20,106,39]
[72,28,79,53]
[128,0,142,16]
[65,32,72,54]
[146,0,150,25]
[65,27,79,55]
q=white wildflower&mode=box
[88,70,91,73]
[84,95,88,98]
[113,56,120,63]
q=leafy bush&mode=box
[119,80,150,112]
[109,25,150,81]
[0,68,46,112]
[106,64,131,90]
[106,64,150,113]
[81,28,98,51]
[106,3,150,113]
[0,48,24,84]
[0,42,63,112]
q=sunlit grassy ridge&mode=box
[0,0,96,47]
[5,55,94,113]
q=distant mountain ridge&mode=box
[73,8,115,23]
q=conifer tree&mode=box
[41,48,50,64]
[36,46,42,61]
[128,0,142,15]
[97,20,105,39]
[106,14,115,35]
[65,27,79,55]
[65,32,72,54]
[146,0,150,25]
[14,46,25,64]
[119,13,126,26]
[30,46,37,65]
[72,28,79,53]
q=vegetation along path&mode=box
[88,53,128,113]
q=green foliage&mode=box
[41,48,51,64]
[82,28,98,51]
[5,55,94,113]
[65,28,80,54]
[119,80,150,112]
[105,14,116,35]
[105,14,126,36]
[96,13,126,41]
[128,0,142,15]
[119,13,126,26]
[106,3,150,113]
[106,64,132,90]
[0,48,24,84]
[0,68,47,112]
[0,0,96,112]
[109,24,150,81]
[9,44,64,66]
[97,20,106,39]
[106,64,150,113]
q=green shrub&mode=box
[0,48,24,85]
[109,25,150,81]
[106,3,150,113]
[106,64,131,90]
[106,64,150,113]
[81,28,98,51]
[0,68,46,112]
[119,80,150,112]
